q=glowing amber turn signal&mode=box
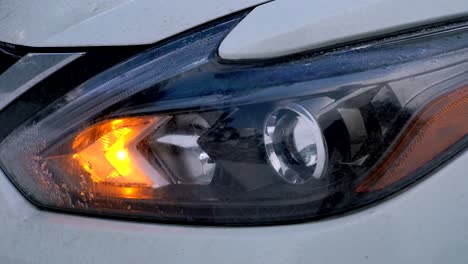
[72,117,160,186]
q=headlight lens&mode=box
[0,15,467,225]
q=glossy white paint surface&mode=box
[0,0,267,47]
[219,0,468,60]
[0,151,467,263]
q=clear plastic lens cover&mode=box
[1,16,467,224]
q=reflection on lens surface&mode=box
[264,103,327,184]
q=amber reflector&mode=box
[357,86,468,192]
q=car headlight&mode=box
[0,14,467,225]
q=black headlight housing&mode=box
[0,14,467,225]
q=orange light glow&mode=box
[117,150,127,160]
[72,117,158,186]
[357,86,468,192]
[112,119,123,128]
[118,186,151,199]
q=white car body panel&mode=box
[219,0,468,60]
[0,0,266,47]
[1,152,467,263]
